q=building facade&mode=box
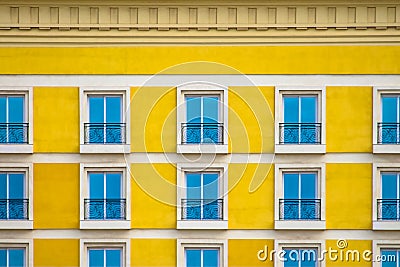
[0,0,400,266]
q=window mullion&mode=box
[298,174,302,219]
[6,97,9,143]
[6,174,9,219]
[201,97,204,143]
[104,173,107,220]
[104,97,107,143]
[201,174,204,220]
[200,249,204,267]
[298,97,302,143]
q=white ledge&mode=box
[177,220,228,230]
[373,221,400,230]
[0,144,33,154]
[275,220,326,230]
[80,220,131,229]
[0,220,33,229]
[177,144,228,154]
[275,144,326,154]
[373,144,400,154]
[80,144,130,154]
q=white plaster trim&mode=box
[275,144,326,154]
[80,239,130,267]
[0,239,33,267]
[274,220,326,230]
[177,220,228,230]
[80,220,131,230]
[177,239,228,267]
[80,144,130,154]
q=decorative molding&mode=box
[0,1,399,44]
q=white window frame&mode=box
[0,164,33,229]
[274,164,326,229]
[177,83,228,154]
[0,239,33,267]
[0,88,33,154]
[373,163,400,230]
[373,240,400,267]
[177,239,227,267]
[177,163,228,229]
[373,87,400,153]
[80,239,130,267]
[274,240,325,267]
[275,87,326,154]
[79,87,131,154]
[80,163,130,229]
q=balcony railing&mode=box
[279,123,321,144]
[181,123,224,144]
[84,199,126,220]
[279,199,321,220]
[377,199,400,220]
[84,123,126,144]
[181,199,223,220]
[377,123,400,144]
[0,199,29,220]
[0,123,28,144]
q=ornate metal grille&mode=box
[181,199,223,220]
[0,199,29,219]
[84,123,126,144]
[279,123,321,144]
[378,123,400,144]
[84,199,126,220]
[0,123,28,144]
[377,199,400,220]
[181,123,224,144]
[279,199,321,220]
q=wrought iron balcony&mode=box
[84,123,126,144]
[377,199,400,220]
[181,123,224,144]
[279,199,321,220]
[0,123,28,144]
[0,199,29,220]
[279,123,321,144]
[181,199,223,220]
[84,199,126,220]
[377,123,400,144]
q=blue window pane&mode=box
[381,250,397,267]
[382,174,398,199]
[89,249,104,267]
[301,96,317,123]
[203,173,218,200]
[301,173,316,199]
[89,173,105,199]
[106,249,121,267]
[106,173,121,199]
[203,97,219,123]
[187,173,201,199]
[284,96,299,123]
[284,249,298,267]
[203,249,219,267]
[284,173,299,199]
[8,97,24,123]
[8,174,24,199]
[89,96,105,123]
[0,249,7,267]
[186,97,201,123]
[105,97,121,123]
[382,97,398,123]
[186,249,201,267]
[9,249,24,267]
[0,97,6,123]
[301,249,317,267]
[0,174,6,199]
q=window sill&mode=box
[0,220,33,229]
[177,144,228,154]
[274,220,326,230]
[373,144,400,154]
[177,220,228,229]
[0,144,33,154]
[373,221,400,230]
[80,144,130,154]
[80,220,131,229]
[275,144,326,154]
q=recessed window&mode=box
[0,247,26,267]
[185,248,220,267]
[0,95,27,144]
[177,239,227,267]
[378,172,400,221]
[380,249,400,267]
[378,95,400,144]
[0,172,28,220]
[275,241,323,267]
[88,248,122,267]
[81,240,129,267]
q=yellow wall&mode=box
[228,86,274,153]
[34,239,79,267]
[326,163,372,229]
[0,47,399,74]
[228,164,274,229]
[131,87,176,152]
[325,240,372,267]
[229,239,274,267]
[33,163,79,229]
[131,239,176,267]
[130,163,176,228]
[33,87,79,153]
[326,86,372,152]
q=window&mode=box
[373,241,400,267]
[282,248,318,267]
[275,164,325,229]
[81,240,129,267]
[378,95,400,144]
[80,87,130,154]
[280,172,320,221]
[0,172,27,220]
[378,172,400,221]
[177,239,227,267]
[0,247,26,267]
[0,95,27,144]
[80,164,130,229]
[275,88,326,154]
[177,83,228,154]
[177,163,228,229]
[380,249,399,267]
[275,241,323,267]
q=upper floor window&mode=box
[0,95,28,144]
[0,172,27,220]
[378,172,400,221]
[0,247,25,267]
[378,95,400,144]
[88,248,122,267]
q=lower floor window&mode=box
[381,249,399,267]
[88,248,122,267]
[0,248,25,267]
[283,248,317,267]
[186,248,219,267]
